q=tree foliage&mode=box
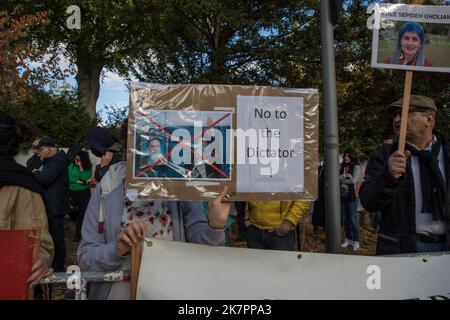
[0,5,89,147]
[278,0,450,157]
[1,0,449,156]
[0,6,67,106]
[0,88,94,147]
[129,0,319,85]
[9,0,157,119]
[331,1,450,157]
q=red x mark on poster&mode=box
[136,111,231,178]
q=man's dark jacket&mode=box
[34,150,70,217]
[26,154,42,171]
[360,134,450,255]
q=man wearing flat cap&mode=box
[34,137,70,271]
[360,95,450,255]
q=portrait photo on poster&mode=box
[371,4,450,73]
[133,109,232,181]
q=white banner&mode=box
[137,239,450,300]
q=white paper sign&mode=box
[236,96,304,193]
[137,239,450,300]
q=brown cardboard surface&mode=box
[126,83,318,201]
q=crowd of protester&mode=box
[1,93,449,299]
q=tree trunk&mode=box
[75,42,104,120]
[209,15,227,83]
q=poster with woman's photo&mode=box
[371,4,450,73]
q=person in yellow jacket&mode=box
[244,201,310,250]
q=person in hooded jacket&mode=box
[78,120,231,300]
[33,137,70,271]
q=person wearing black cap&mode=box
[360,95,450,254]
[33,137,70,271]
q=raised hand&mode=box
[100,151,114,168]
[207,185,231,230]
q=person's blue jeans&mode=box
[341,199,359,242]
[416,241,448,253]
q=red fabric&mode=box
[0,230,37,300]
[98,221,104,233]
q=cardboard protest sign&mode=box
[126,83,319,201]
[371,3,450,73]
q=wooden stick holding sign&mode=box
[397,71,413,153]
[130,241,142,300]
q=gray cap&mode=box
[386,95,437,113]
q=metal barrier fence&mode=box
[40,269,130,300]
